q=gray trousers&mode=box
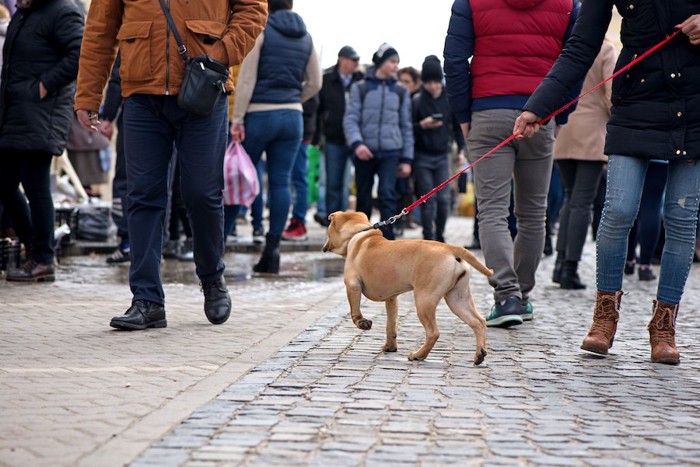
[467,109,555,303]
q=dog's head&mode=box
[322,211,373,257]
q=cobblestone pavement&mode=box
[3,216,700,466]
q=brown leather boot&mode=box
[581,290,622,355]
[648,300,680,365]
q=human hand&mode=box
[513,111,541,139]
[39,81,47,100]
[677,15,700,45]
[76,109,100,132]
[396,162,411,178]
[355,144,373,161]
[230,123,245,143]
[100,120,114,139]
[555,124,562,138]
[458,150,467,166]
[460,122,470,140]
[420,116,443,130]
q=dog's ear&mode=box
[328,213,335,223]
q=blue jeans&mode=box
[242,110,302,236]
[290,143,308,222]
[353,153,399,240]
[123,94,228,305]
[325,142,353,214]
[597,155,700,304]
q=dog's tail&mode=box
[456,247,493,277]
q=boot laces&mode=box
[590,295,618,333]
[650,307,676,344]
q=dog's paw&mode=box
[407,352,426,361]
[474,348,487,366]
[382,344,397,353]
[357,319,373,331]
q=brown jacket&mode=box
[554,37,618,162]
[75,0,267,113]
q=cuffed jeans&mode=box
[467,109,554,302]
[242,109,303,236]
[597,155,700,304]
[123,94,228,305]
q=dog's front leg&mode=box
[383,297,398,352]
[346,277,372,330]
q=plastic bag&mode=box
[223,141,260,207]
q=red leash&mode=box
[376,29,681,226]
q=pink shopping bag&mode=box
[223,141,260,207]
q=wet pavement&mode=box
[3,216,700,466]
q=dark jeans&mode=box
[123,94,228,305]
[353,153,399,240]
[242,109,303,236]
[626,161,668,265]
[555,159,605,261]
[168,157,193,240]
[0,150,55,264]
[413,152,450,241]
[110,113,129,243]
[290,142,309,222]
[325,142,353,215]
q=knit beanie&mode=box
[421,55,444,82]
[372,43,399,68]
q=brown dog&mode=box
[323,211,492,365]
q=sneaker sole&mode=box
[486,315,523,328]
[521,313,533,322]
[110,319,167,330]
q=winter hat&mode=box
[338,45,360,60]
[372,43,399,68]
[421,55,444,82]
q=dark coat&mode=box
[524,0,700,160]
[412,87,465,156]
[315,64,363,146]
[0,0,84,155]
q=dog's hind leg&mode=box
[445,279,487,366]
[346,277,372,330]
[407,294,440,361]
[383,297,398,352]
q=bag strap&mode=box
[157,0,189,63]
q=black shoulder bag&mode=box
[158,0,230,117]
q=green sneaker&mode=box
[485,296,524,328]
[521,300,533,321]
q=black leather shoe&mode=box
[110,300,167,330]
[201,277,231,324]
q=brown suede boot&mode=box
[648,300,680,365]
[581,290,622,355]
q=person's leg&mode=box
[250,160,265,240]
[0,156,32,249]
[376,155,400,241]
[648,159,700,364]
[352,156,376,221]
[122,95,176,305]
[341,155,352,211]
[325,143,349,215]
[554,159,575,260]
[290,142,308,223]
[595,155,648,293]
[656,159,700,304]
[434,154,451,242]
[512,119,555,301]
[467,109,520,306]
[636,162,668,279]
[315,147,327,221]
[413,154,436,240]
[581,155,646,355]
[560,160,604,288]
[223,204,241,237]
[111,116,129,245]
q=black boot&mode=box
[552,252,564,284]
[253,234,281,274]
[201,277,231,324]
[560,260,586,289]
